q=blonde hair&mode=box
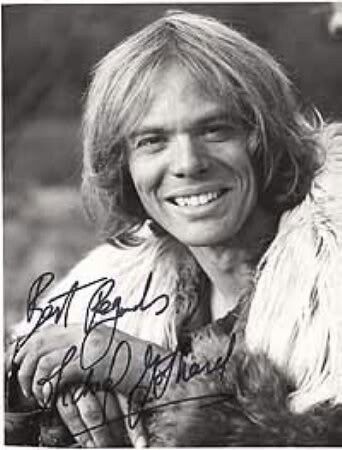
[82,10,320,243]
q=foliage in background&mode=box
[4,186,96,330]
[3,3,342,131]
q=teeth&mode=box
[173,191,221,207]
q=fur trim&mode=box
[245,124,342,412]
[146,318,342,446]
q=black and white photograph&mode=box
[3,2,342,447]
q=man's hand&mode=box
[57,389,147,448]
[5,322,166,447]
[7,323,130,405]
[7,322,167,407]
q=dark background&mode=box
[3,3,342,330]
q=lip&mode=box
[166,188,230,217]
[164,184,232,200]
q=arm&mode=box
[6,234,185,447]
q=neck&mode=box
[189,206,278,315]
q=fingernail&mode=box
[135,436,147,448]
[42,384,53,406]
[22,387,29,398]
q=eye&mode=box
[132,134,167,152]
[200,123,234,142]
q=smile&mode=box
[170,190,227,207]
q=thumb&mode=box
[117,394,147,448]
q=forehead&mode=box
[135,63,228,132]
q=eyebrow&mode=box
[129,112,234,138]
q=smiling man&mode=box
[127,62,259,247]
[7,9,342,447]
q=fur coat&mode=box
[12,125,342,446]
[146,307,342,446]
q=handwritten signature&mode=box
[10,270,236,440]
[23,270,169,342]
[46,332,236,434]
[125,332,236,428]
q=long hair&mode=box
[82,10,321,244]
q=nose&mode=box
[169,133,209,178]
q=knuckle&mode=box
[31,382,42,400]
[57,394,69,411]
[104,399,122,419]
[29,336,44,354]
[60,403,80,421]
[79,389,94,401]
[83,408,104,424]
[35,335,45,348]
[17,366,30,387]
[94,390,105,402]
[39,355,54,372]
[128,424,141,438]
[90,335,102,349]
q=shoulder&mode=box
[40,232,189,310]
[11,233,191,343]
[313,122,342,238]
[317,122,342,177]
[319,122,342,148]
[67,233,188,282]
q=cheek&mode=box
[231,153,258,207]
[244,162,257,190]
[242,164,257,205]
[225,148,256,190]
[128,158,161,205]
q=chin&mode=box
[175,230,229,247]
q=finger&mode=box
[96,391,127,445]
[78,391,123,447]
[16,347,42,398]
[17,345,69,402]
[32,349,77,406]
[117,394,147,448]
[108,330,168,396]
[57,389,94,448]
[77,390,107,446]
[14,323,82,364]
[14,330,71,367]
[47,357,88,395]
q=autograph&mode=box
[126,332,236,428]
[9,270,236,441]
[11,270,170,405]
[38,331,236,434]
[23,270,169,340]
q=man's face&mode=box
[127,64,258,247]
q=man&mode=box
[8,10,342,446]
